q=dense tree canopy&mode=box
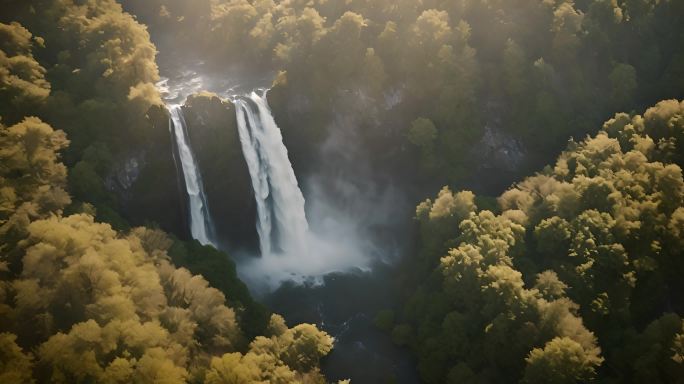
[0,107,335,384]
[0,0,175,232]
[0,3,336,382]
[1,1,683,383]
[392,99,684,383]
[121,0,683,185]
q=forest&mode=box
[0,0,683,383]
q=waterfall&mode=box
[234,91,309,256]
[169,105,215,246]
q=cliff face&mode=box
[108,94,259,252]
[106,106,189,237]
[268,78,533,198]
[181,93,259,253]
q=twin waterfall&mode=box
[169,106,215,246]
[168,90,309,257]
[234,91,309,257]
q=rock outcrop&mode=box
[182,92,259,252]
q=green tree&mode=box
[609,63,638,109]
[523,337,603,384]
[0,332,34,384]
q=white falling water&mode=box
[234,91,309,257]
[169,105,215,246]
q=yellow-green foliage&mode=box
[0,332,34,384]
[1,1,173,230]
[523,337,603,384]
[0,117,70,246]
[0,22,49,123]
[124,0,684,183]
[0,125,333,382]
[0,38,333,384]
[4,1,162,116]
[399,99,684,383]
[206,314,333,384]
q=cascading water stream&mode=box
[169,105,215,246]
[234,91,309,257]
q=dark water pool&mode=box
[263,268,420,384]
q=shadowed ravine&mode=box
[159,69,419,383]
